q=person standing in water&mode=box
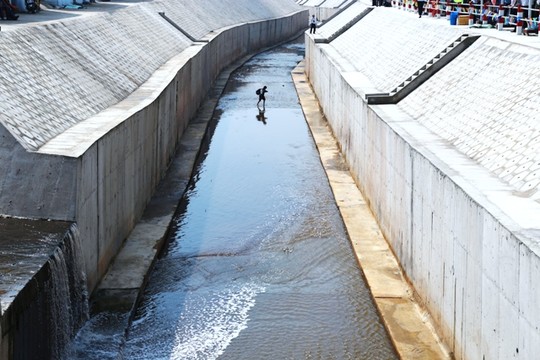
[256,86,268,109]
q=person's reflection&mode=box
[256,108,267,125]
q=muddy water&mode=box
[121,40,398,360]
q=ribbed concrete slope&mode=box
[315,6,540,209]
[303,0,326,6]
[0,0,301,152]
[146,0,303,40]
[320,6,539,202]
[0,8,191,151]
[322,0,356,8]
[329,7,465,92]
[304,0,358,8]
[398,36,540,200]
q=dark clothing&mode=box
[258,88,267,102]
[257,87,268,108]
[0,0,7,20]
[417,0,426,17]
[0,0,18,20]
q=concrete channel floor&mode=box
[83,35,450,359]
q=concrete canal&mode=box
[75,38,398,359]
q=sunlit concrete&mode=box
[305,5,540,360]
[0,0,307,292]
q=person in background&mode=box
[417,0,427,17]
[0,0,18,20]
[309,14,317,34]
[521,0,530,14]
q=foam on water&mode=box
[169,283,265,360]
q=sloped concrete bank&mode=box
[305,5,540,360]
[0,0,307,357]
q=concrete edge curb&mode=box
[291,59,452,360]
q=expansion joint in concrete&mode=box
[158,12,206,43]
[321,6,374,43]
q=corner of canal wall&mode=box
[305,6,540,360]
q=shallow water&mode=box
[121,40,398,360]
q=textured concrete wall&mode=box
[306,6,340,20]
[305,13,540,360]
[0,126,77,220]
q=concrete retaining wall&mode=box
[305,32,540,360]
[0,127,77,220]
[307,6,340,21]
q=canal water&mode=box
[120,39,398,359]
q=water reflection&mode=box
[256,108,267,125]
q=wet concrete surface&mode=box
[65,50,257,360]
[0,217,72,312]
[0,217,90,359]
[118,39,398,359]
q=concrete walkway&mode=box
[292,60,451,360]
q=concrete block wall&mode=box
[306,32,540,360]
